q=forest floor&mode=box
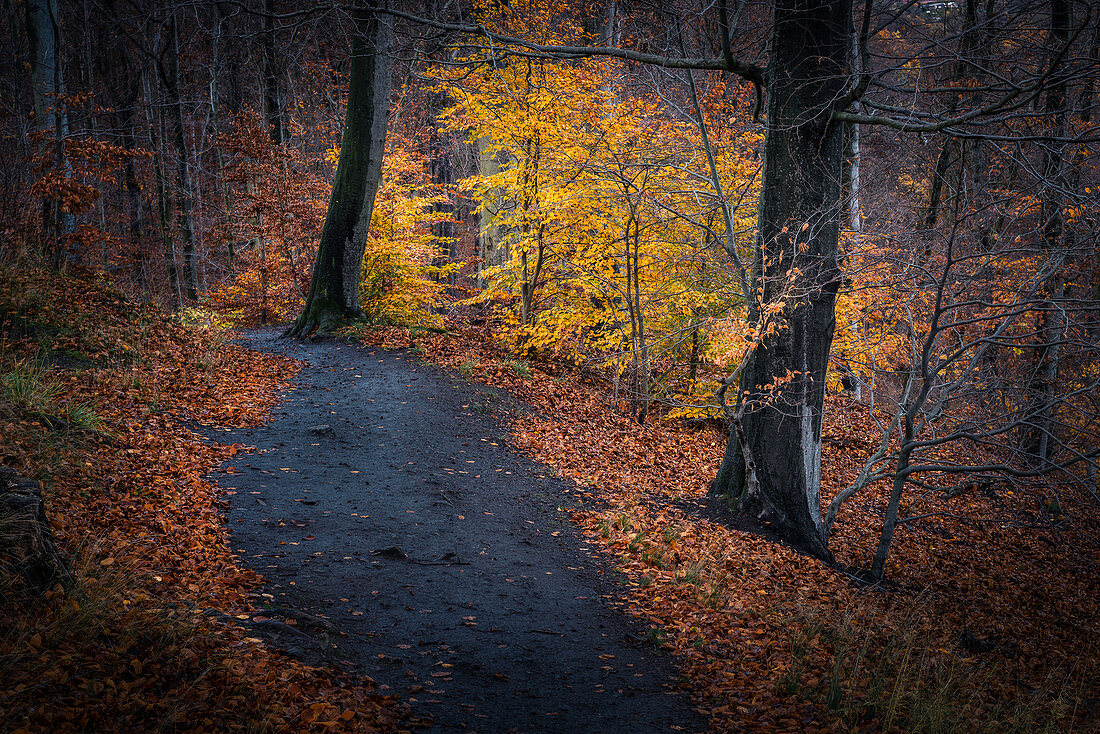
[215,328,706,733]
[352,321,1100,733]
[2,265,1098,733]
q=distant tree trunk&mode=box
[1025,0,1071,464]
[116,53,149,283]
[4,0,31,173]
[24,0,72,262]
[212,1,237,271]
[262,0,283,144]
[144,62,180,309]
[710,0,851,562]
[429,89,456,273]
[161,12,198,301]
[80,0,109,267]
[285,1,393,338]
[631,217,648,424]
[923,138,957,231]
[255,0,280,324]
[518,225,544,327]
[152,111,181,309]
[922,0,981,235]
[476,134,507,285]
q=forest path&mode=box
[213,328,705,733]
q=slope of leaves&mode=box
[356,321,1099,732]
[0,265,414,732]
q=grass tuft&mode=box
[505,359,532,379]
[0,360,103,432]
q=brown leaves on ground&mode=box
[0,266,413,733]
[364,322,1099,733]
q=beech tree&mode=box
[183,0,1096,566]
[369,0,844,558]
[706,0,851,561]
[285,0,393,338]
[382,0,1098,562]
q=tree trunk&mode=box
[869,445,911,580]
[429,89,456,272]
[163,12,198,301]
[286,1,393,338]
[24,0,73,262]
[80,0,108,268]
[711,0,850,562]
[119,66,146,270]
[476,134,508,286]
[146,64,180,309]
[153,117,180,309]
[922,0,982,236]
[212,1,237,271]
[1025,0,1071,464]
[262,0,283,144]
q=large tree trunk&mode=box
[286,1,392,338]
[710,0,851,562]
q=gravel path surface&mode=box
[213,328,705,733]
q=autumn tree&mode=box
[440,47,755,422]
[23,0,73,261]
[384,0,1100,563]
[7,0,1094,571]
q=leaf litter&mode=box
[3,264,1096,732]
[361,320,1100,732]
[0,267,415,733]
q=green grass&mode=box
[505,359,532,379]
[1,360,103,432]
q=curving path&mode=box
[214,328,705,733]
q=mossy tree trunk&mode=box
[286,0,392,338]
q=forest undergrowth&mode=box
[0,265,415,733]
[1,260,1096,732]
[358,321,1100,733]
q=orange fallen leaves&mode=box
[361,320,1100,732]
[0,267,413,732]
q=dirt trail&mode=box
[213,329,705,733]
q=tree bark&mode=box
[119,62,146,270]
[24,0,72,262]
[212,1,237,271]
[476,134,507,286]
[711,0,851,562]
[262,0,283,145]
[145,62,180,309]
[1024,0,1071,464]
[162,12,198,301]
[428,89,456,272]
[286,1,393,338]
